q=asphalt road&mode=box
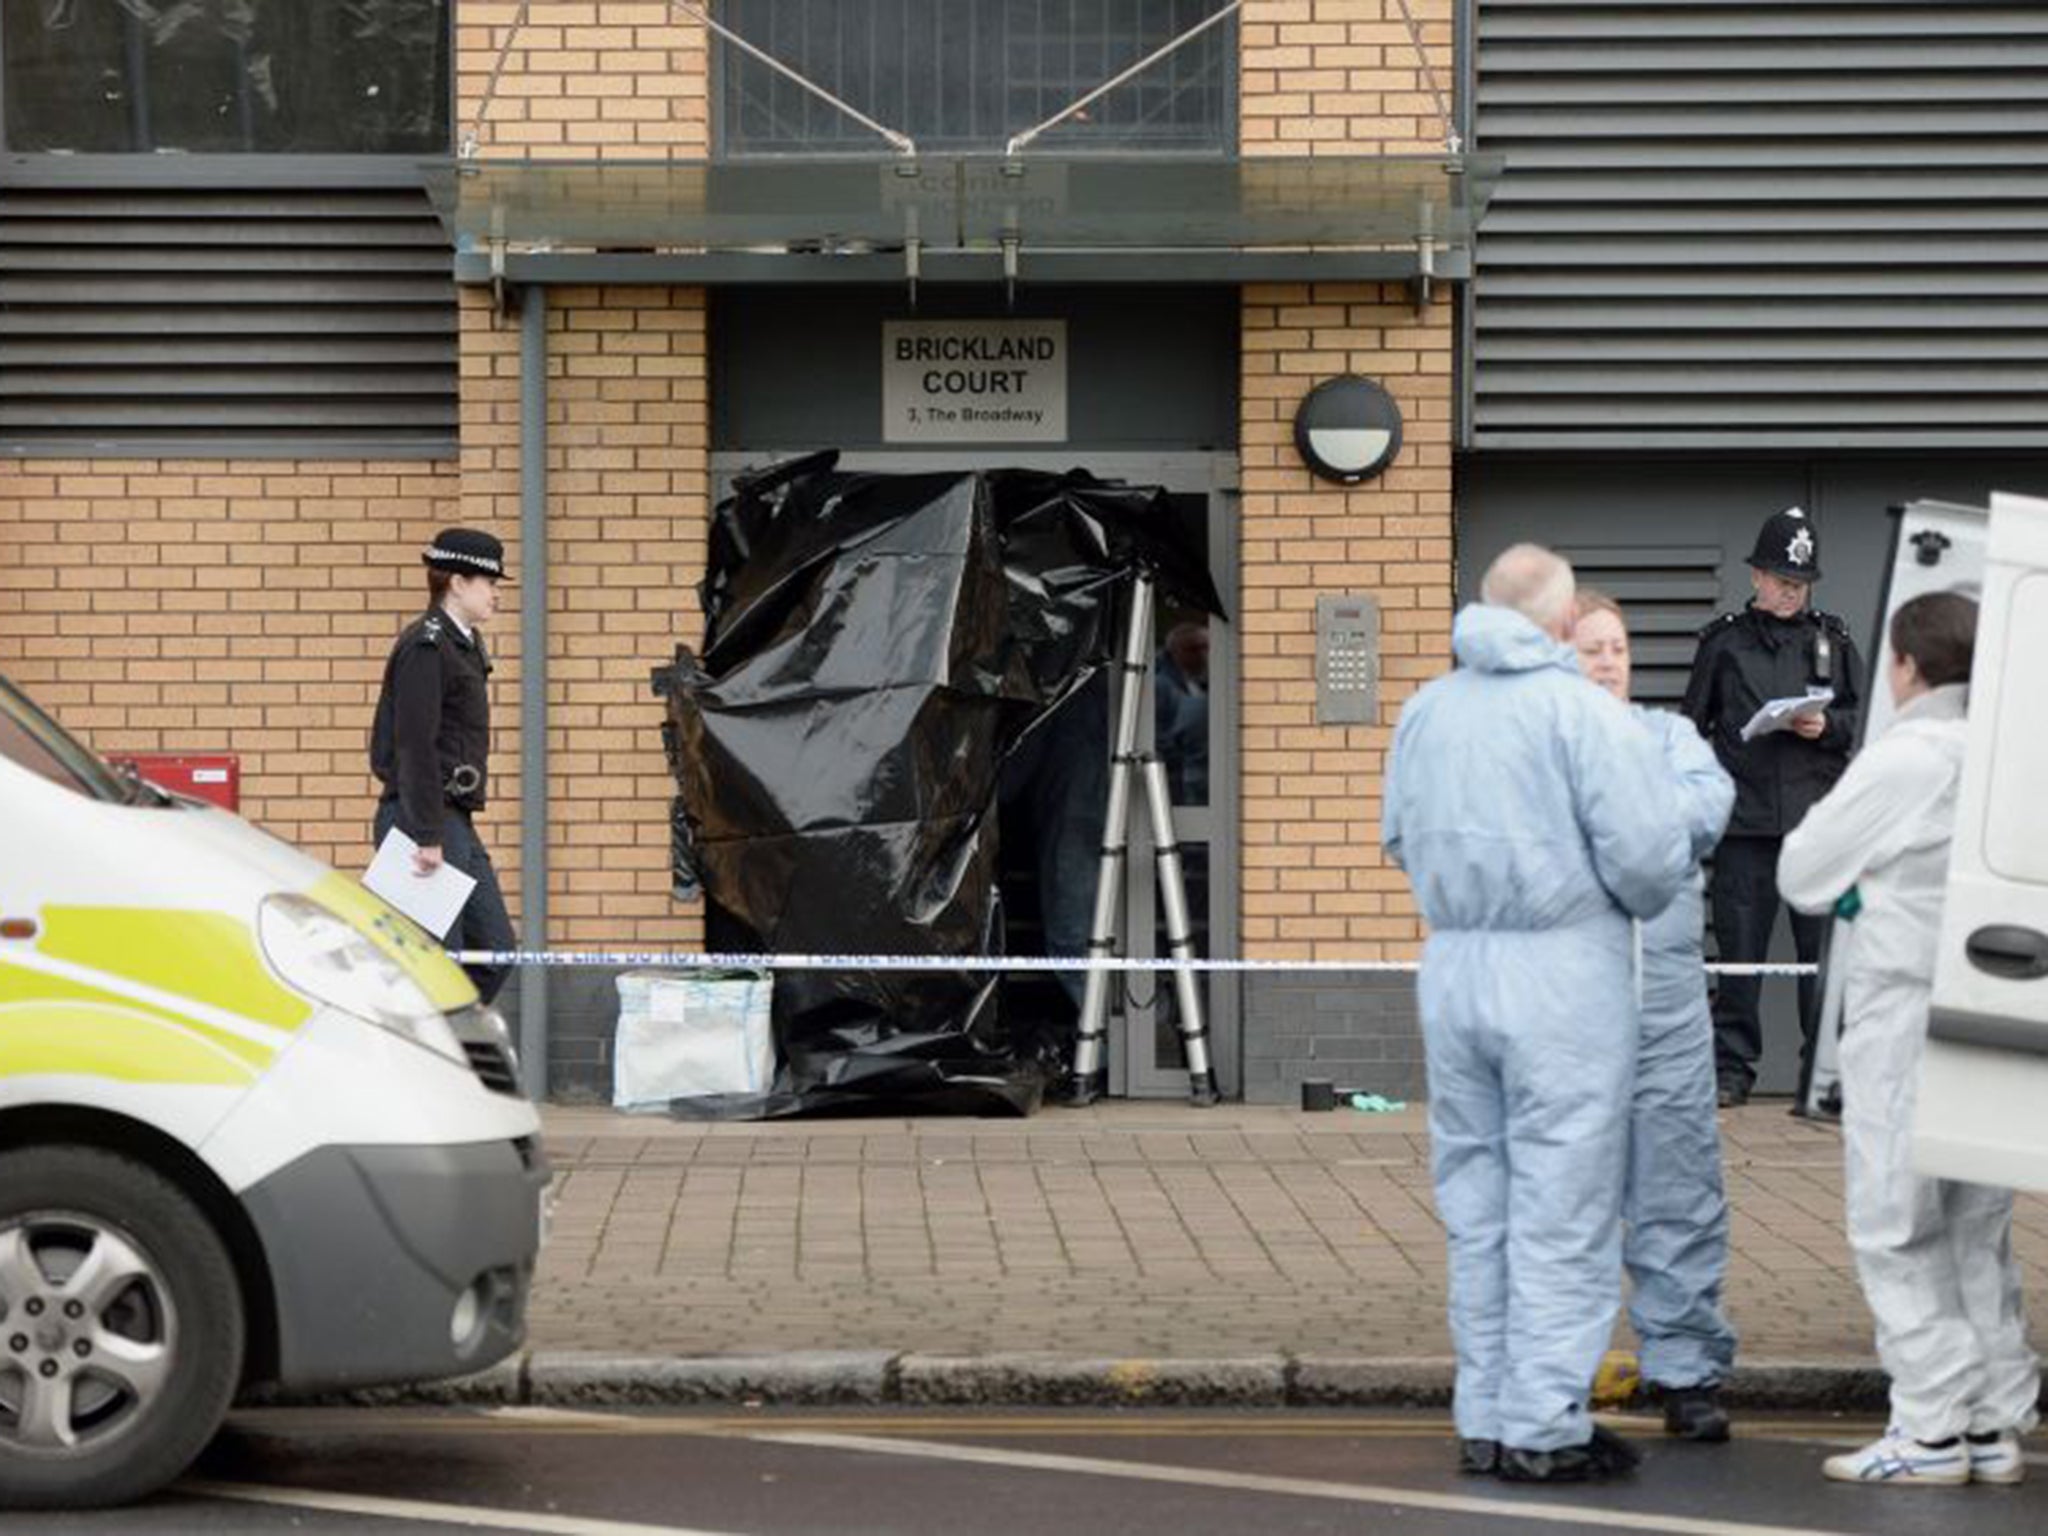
[21,1407,2048,1536]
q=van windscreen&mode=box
[0,677,133,803]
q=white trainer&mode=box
[1822,1430,1970,1486]
[1967,1430,2027,1486]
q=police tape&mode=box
[450,950,1819,978]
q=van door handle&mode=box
[1965,925,2048,981]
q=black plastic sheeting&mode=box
[651,451,1222,1119]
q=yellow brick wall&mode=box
[457,4,714,948]
[1238,0,1455,959]
[457,1,710,158]
[458,285,710,950]
[456,9,720,950]
[1243,0,1457,155]
[0,460,459,869]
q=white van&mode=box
[1914,490,2048,1191]
[1804,498,1991,1116]
[0,676,547,1507]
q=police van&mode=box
[1913,490,2048,1191]
[0,676,547,1508]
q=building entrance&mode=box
[711,450,1239,1098]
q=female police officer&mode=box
[369,528,516,1003]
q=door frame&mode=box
[709,449,1242,1098]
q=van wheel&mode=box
[0,1146,243,1509]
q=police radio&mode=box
[1812,624,1835,686]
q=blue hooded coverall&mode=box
[1383,605,1691,1452]
[1626,707,1739,1393]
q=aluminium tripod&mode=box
[1067,573,1218,1106]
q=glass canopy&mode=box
[428,154,1500,282]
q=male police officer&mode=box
[1682,508,1862,1108]
[370,528,516,1003]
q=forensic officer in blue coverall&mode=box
[1384,545,1691,1483]
[1574,588,1740,1445]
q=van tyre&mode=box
[0,1145,244,1509]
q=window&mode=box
[2,0,450,154]
[0,9,459,457]
[718,0,1236,156]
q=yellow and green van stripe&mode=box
[0,882,476,1087]
[0,960,280,1086]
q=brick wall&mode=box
[1236,2,1452,1097]
[457,1,710,158]
[455,5,715,1085]
[0,460,459,871]
[457,284,710,959]
[1242,0,1457,155]
[1239,0,1453,964]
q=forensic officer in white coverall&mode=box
[1778,591,2040,1488]
[1572,589,1739,1444]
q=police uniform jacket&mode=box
[1681,603,1861,839]
[369,608,492,845]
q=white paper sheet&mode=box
[1740,687,1835,744]
[363,827,477,938]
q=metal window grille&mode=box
[1469,1,2048,450]
[716,0,1237,156]
[0,185,457,459]
[1558,544,1724,706]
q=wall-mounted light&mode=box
[1293,375,1403,486]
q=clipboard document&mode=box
[363,827,477,939]
[1740,687,1834,744]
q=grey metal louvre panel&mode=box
[1557,544,1723,704]
[1469,1,2048,449]
[0,187,456,457]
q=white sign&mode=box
[882,320,1068,443]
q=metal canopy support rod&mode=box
[460,0,917,159]
[665,0,916,157]
[517,286,550,1099]
[1006,0,1245,157]
[1070,575,1218,1107]
[460,0,532,161]
[1391,0,1462,154]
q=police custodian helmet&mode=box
[1747,506,1821,583]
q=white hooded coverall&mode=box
[1778,683,2040,1441]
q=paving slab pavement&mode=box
[477,1098,2048,1409]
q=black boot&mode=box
[1656,1384,1731,1443]
[1456,1438,1500,1475]
[1497,1425,1641,1483]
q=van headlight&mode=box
[259,894,465,1065]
